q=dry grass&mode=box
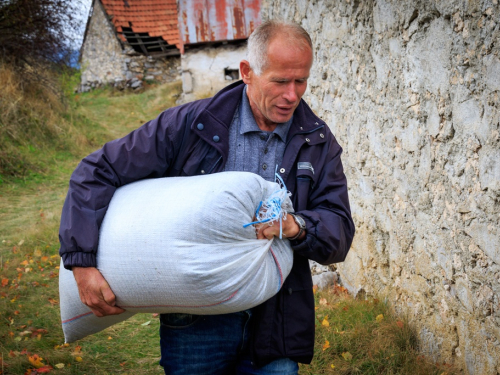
[0,61,106,180]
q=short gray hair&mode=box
[247,20,313,75]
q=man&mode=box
[59,20,355,374]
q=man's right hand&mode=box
[72,267,125,317]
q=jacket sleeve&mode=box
[290,135,355,265]
[58,107,188,269]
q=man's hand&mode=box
[255,214,306,241]
[72,267,125,317]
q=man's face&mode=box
[241,35,313,131]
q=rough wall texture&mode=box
[80,1,180,92]
[262,1,500,374]
[180,44,246,102]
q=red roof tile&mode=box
[100,0,180,50]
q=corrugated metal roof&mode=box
[100,0,181,50]
[178,0,261,53]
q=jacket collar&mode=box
[192,80,327,163]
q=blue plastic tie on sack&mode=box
[243,168,292,239]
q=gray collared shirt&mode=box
[224,86,292,182]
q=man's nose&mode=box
[282,82,298,103]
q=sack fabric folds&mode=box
[59,172,294,342]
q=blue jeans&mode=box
[159,311,299,375]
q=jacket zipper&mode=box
[207,155,223,174]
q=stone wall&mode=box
[80,1,180,92]
[262,1,500,374]
[180,44,246,102]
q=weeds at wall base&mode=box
[301,284,462,374]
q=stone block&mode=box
[484,55,500,92]
[478,147,500,193]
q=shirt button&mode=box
[264,148,268,154]
[280,168,285,173]
[197,123,204,130]
[262,164,267,170]
[260,134,266,140]
[213,135,220,142]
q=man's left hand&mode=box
[255,214,305,241]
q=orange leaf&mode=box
[41,256,49,262]
[47,298,58,305]
[28,354,44,368]
[321,316,330,327]
[36,365,53,373]
[319,298,328,306]
[322,340,330,351]
[396,320,404,328]
[20,260,29,266]
[9,350,17,357]
[1,278,8,287]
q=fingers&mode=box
[255,216,299,240]
[73,267,125,317]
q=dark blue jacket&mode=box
[59,80,355,366]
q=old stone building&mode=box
[80,0,181,92]
[261,1,500,374]
[80,0,260,96]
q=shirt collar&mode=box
[239,85,292,142]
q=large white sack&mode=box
[59,171,294,343]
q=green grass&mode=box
[0,66,462,374]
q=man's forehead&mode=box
[268,74,310,81]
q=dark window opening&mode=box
[225,68,239,81]
[120,27,180,57]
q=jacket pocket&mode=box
[294,167,315,211]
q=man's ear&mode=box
[240,60,252,84]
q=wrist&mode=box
[287,213,306,241]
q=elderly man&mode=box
[59,20,355,374]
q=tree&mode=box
[0,0,82,65]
